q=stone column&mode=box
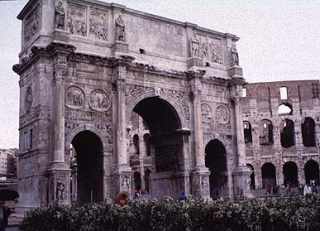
[114,56,134,196]
[232,85,253,199]
[47,43,74,205]
[188,71,210,199]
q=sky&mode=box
[0,0,319,148]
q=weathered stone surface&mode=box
[14,0,320,211]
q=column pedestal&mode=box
[48,168,71,206]
[191,167,210,199]
[232,166,253,200]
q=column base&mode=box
[191,166,210,199]
[113,165,132,198]
[232,165,254,200]
[113,41,129,55]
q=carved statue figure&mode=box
[191,32,200,57]
[56,181,65,201]
[55,1,65,30]
[231,46,239,66]
[115,15,125,41]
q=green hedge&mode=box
[21,194,320,231]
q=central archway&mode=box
[132,97,184,198]
[71,131,103,204]
[205,139,227,199]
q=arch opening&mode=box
[261,163,276,192]
[283,161,298,187]
[259,119,273,145]
[247,164,255,190]
[131,97,184,198]
[302,117,316,147]
[280,119,295,148]
[243,121,252,144]
[71,130,103,204]
[205,139,227,199]
[304,160,320,185]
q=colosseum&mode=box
[12,0,320,210]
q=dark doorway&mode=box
[243,121,252,144]
[143,134,151,156]
[280,119,295,148]
[205,139,227,199]
[283,161,298,187]
[261,163,276,191]
[247,164,255,190]
[304,160,320,185]
[133,172,142,191]
[144,169,151,193]
[71,131,103,204]
[302,117,316,147]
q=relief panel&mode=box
[67,3,87,37]
[190,33,224,64]
[89,8,108,41]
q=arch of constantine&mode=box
[13,0,320,210]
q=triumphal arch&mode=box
[13,0,250,209]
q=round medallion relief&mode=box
[215,104,230,124]
[89,89,111,112]
[66,86,85,109]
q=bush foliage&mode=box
[21,194,320,231]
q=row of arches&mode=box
[248,160,320,191]
[244,117,316,147]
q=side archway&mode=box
[205,139,228,199]
[71,130,104,204]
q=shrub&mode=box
[20,194,320,231]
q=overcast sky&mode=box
[0,0,319,148]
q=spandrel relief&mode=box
[89,8,108,41]
[67,4,87,37]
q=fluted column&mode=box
[188,71,210,199]
[113,56,134,196]
[47,43,75,205]
[232,84,253,199]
